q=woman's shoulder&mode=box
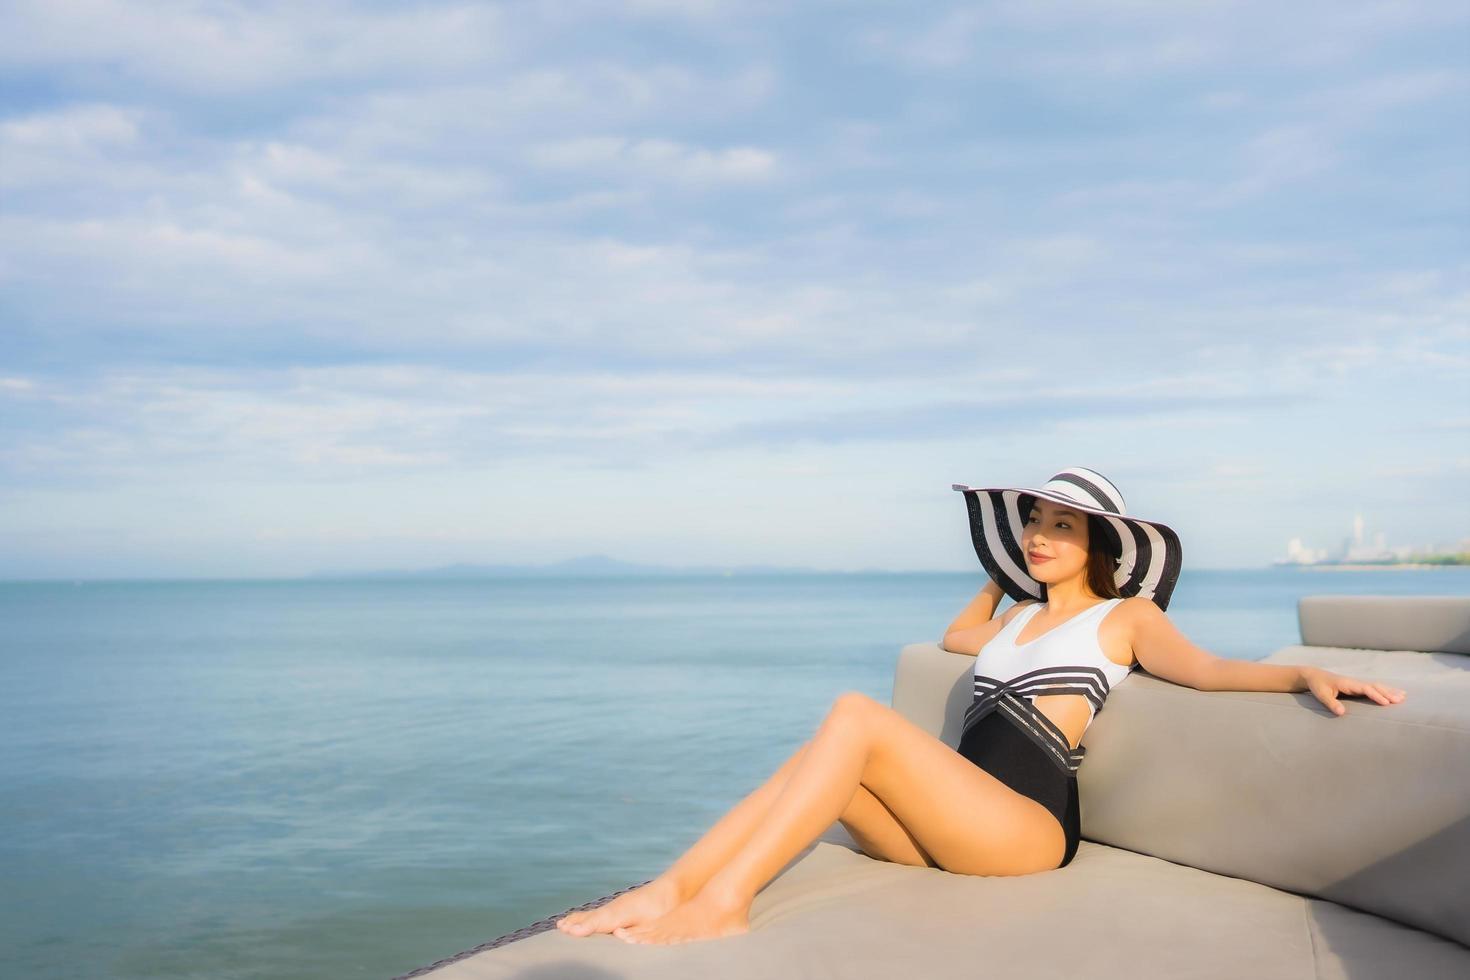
[1106,595,1163,626]
[1107,596,1169,644]
[1115,595,1165,618]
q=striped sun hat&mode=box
[951,466,1183,611]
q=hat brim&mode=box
[951,484,1182,611]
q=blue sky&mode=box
[1,0,1467,580]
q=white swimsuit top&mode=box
[964,598,1135,775]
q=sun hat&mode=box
[951,465,1183,611]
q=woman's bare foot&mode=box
[612,888,751,945]
[556,876,684,937]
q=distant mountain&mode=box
[303,554,853,580]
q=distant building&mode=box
[1338,511,1394,561]
[1274,512,1463,566]
[1276,536,1330,565]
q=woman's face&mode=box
[1022,498,1090,585]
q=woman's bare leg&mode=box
[557,741,814,936]
[613,692,877,944]
[560,728,935,937]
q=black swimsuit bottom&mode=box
[956,709,1081,869]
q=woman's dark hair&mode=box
[1018,494,1124,602]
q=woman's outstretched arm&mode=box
[1124,597,1408,715]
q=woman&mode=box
[556,467,1408,946]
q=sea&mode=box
[2,567,1466,980]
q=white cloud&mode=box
[608,0,747,18]
[1213,124,1340,202]
[528,136,778,183]
[1364,457,1470,480]
[5,358,1314,485]
[0,103,147,189]
[1,102,140,147]
[282,61,776,158]
[858,1,1469,81]
[1028,32,1223,77]
[1302,67,1469,115]
[864,8,990,70]
[9,214,359,282]
[0,0,510,92]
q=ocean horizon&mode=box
[4,568,1466,979]
[6,560,1461,585]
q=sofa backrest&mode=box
[893,594,1470,948]
[1298,593,1470,654]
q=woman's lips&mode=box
[1027,552,1053,563]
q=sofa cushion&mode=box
[414,836,1468,979]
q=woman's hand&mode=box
[1301,666,1407,717]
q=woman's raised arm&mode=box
[941,578,1017,656]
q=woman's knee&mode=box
[830,690,879,719]
[826,691,882,733]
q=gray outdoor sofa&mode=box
[398,594,1470,979]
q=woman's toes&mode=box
[559,911,598,935]
[556,879,684,938]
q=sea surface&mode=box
[2,568,1465,980]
